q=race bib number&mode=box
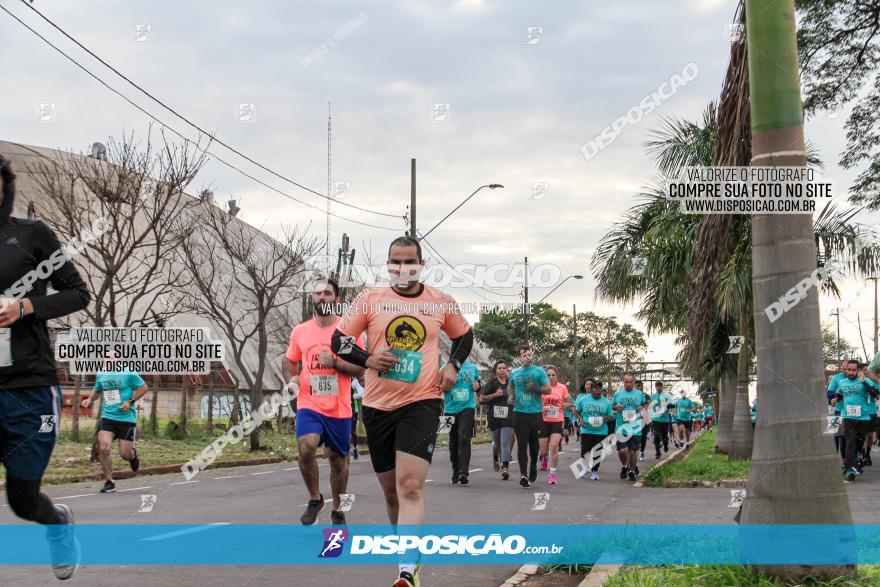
[0,328,10,367]
[846,405,862,417]
[104,389,121,406]
[544,406,560,419]
[493,406,509,419]
[453,389,469,402]
[588,416,603,428]
[310,375,339,397]
[622,409,637,422]
[380,349,422,383]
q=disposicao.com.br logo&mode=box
[337,533,562,557]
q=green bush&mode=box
[164,420,186,440]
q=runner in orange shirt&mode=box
[282,278,365,526]
[538,365,570,485]
[331,236,472,587]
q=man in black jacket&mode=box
[0,155,90,580]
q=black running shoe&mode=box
[459,474,469,485]
[300,494,325,525]
[129,448,140,472]
[48,504,79,581]
[655,452,661,460]
[451,471,460,484]
[501,466,509,481]
[619,466,627,480]
[627,470,637,482]
[100,480,116,493]
[330,510,346,526]
[519,475,530,488]
[634,466,640,476]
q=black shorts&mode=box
[98,418,137,442]
[616,436,640,451]
[871,414,878,433]
[539,420,564,438]
[361,399,443,474]
[676,419,693,431]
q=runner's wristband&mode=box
[17,300,24,320]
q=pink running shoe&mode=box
[548,472,557,485]
[540,456,548,471]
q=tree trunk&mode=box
[742,0,854,578]
[730,305,755,459]
[179,382,188,437]
[72,375,82,443]
[207,388,214,433]
[149,385,159,436]
[716,369,737,454]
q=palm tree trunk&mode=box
[730,304,755,459]
[742,0,854,579]
[716,369,737,453]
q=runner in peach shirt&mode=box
[282,278,364,526]
[331,236,472,587]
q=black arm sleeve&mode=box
[331,328,371,368]
[448,328,473,367]
[28,221,90,320]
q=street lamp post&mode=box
[418,184,504,241]
[537,274,584,304]
[525,274,583,343]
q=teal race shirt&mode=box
[575,394,612,435]
[612,388,647,436]
[829,375,875,421]
[750,400,757,423]
[704,405,714,418]
[675,397,694,421]
[443,361,479,414]
[94,371,146,424]
[510,365,549,414]
[649,392,674,422]
[865,379,879,416]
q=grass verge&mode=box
[605,565,880,586]
[643,430,750,487]
[39,418,492,484]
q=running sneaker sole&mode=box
[300,500,326,526]
[519,476,530,488]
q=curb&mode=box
[41,456,288,485]
[664,478,746,488]
[501,564,540,585]
[578,564,621,587]
[632,430,704,488]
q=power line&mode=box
[18,0,401,219]
[1,4,403,232]
[418,232,523,301]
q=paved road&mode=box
[3,435,876,586]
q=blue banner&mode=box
[2,524,877,565]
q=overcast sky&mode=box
[2,0,876,366]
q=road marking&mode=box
[55,493,93,499]
[283,467,298,471]
[251,471,275,475]
[141,522,231,542]
[118,486,153,492]
[169,480,199,486]
[468,469,483,473]
[212,475,243,480]
[296,498,334,507]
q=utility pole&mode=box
[573,303,579,394]
[523,256,530,344]
[869,277,879,358]
[410,159,416,239]
[830,309,841,363]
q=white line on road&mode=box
[118,486,153,492]
[169,480,199,486]
[141,522,231,542]
[212,475,243,480]
[296,498,334,507]
[251,471,275,475]
[55,493,93,499]
[283,467,298,471]
[468,469,483,473]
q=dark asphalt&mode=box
[2,433,875,586]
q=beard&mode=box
[313,301,334,316]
